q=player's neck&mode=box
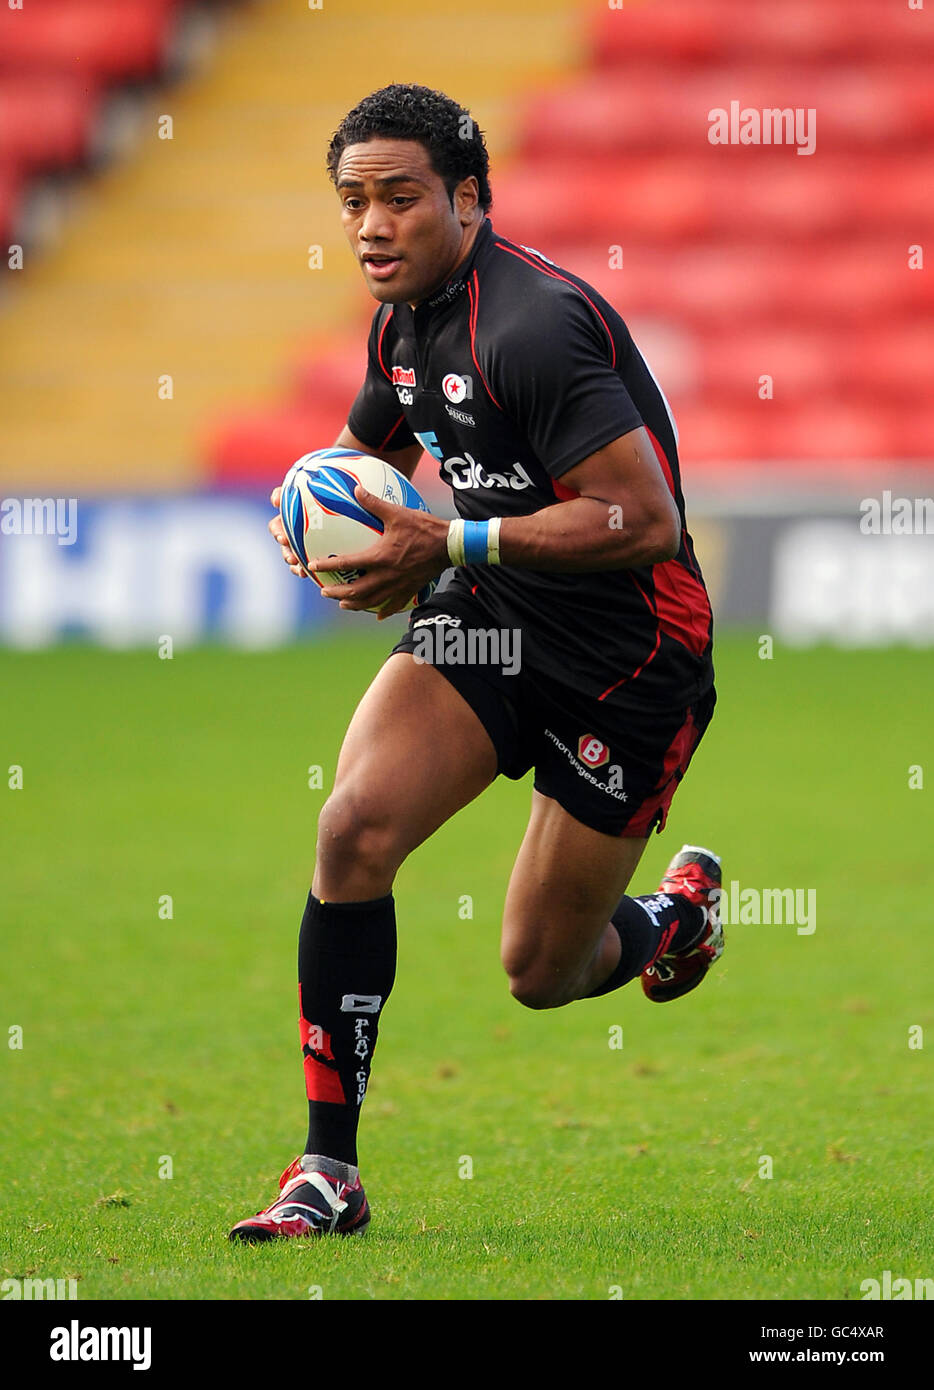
[407,215,487,310]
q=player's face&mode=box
[336,138,479,306]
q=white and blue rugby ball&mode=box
[279,448,437,612]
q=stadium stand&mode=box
[0,0,180,77]
[206,0,932,484]
[0,1,175,248]
[0,0,578,494]
[0,0,929,493]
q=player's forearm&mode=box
[495,495,680,573]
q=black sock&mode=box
[297,892,397,1167]
[584,891,706,998]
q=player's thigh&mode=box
[314,652,498,894]
[501,788,648,984]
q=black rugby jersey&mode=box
[347,216,713,709]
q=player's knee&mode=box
[506,964,574,1011]
[316,789,402,881]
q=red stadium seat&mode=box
[0,0,179,81]
[836,324,934,401]
[676,400,934,464]
[291,345,368,408]
[491,156,932,244]
[528,243,934,328]
[493,158,711,244]
[780,244,933,325]
[700,328,839,402]
[519,68,934,156]
[0,76,102,175]
[697,324,929,402]
[206,337,376,489]
[204,403,352,491]
[590,0,934,67]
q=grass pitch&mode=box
[1,632,932,1300]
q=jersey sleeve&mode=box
[488,285,643,479]
[345,308,418,454]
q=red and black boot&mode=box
[228,1154,369,1242]
[641,845,724,1003]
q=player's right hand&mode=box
[268,486,306,577]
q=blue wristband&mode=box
[462,520,490,565]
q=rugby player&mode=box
[230,84,722,1241]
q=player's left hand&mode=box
[309,484,449,620]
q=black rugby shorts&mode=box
[390,583,715,838]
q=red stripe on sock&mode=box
[303,1053,346,1105]
[299,986,346,1104]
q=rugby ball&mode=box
[279,448,437,612]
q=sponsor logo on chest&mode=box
[442,452,536,492]
[392,365,416,406]
[442,372,472,403]
[442,373,475,424]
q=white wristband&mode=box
[447,517,502,567]
[487,516,502,566]
[447,519,466,567]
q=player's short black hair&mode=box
[327,84,492,212]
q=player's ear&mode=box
[454,175,479,224]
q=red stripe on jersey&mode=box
[645,424,704,585]
[494,243,617,368]
[644,427,712,659]
[376,308,394,381]
[467,272,502,409]
[378,414,407,451]
[652,557,712,658]
[598,628,660,702]
[646,425,677,501]
[551,477,579,501]
[597,571,659,699]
